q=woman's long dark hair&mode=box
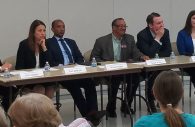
[28,19,46,51]
[183,10,195,35]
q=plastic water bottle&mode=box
[3,68,11,78]
[170,51,176,59]
[44,61,50,71]
[91,57,97,67]
[155,53,159,59]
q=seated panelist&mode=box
[177,10,195,89]
[15,19,55,98]
[91,18,149,117]
[46,19,105,124]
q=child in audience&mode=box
[134,71,195,127]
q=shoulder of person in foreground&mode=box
[182,113,195,126]
[59,118,91,127]
[134,113,167,127]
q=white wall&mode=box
[0,0,49,59]
[0,0,195,60]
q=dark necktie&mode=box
[59,38,73,63]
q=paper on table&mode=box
[64,66,87,74]
[10,71,26,75]
[48,68,59,71]
[146,59,166,65]
[191,56,195,62]
[105,63,127,71]
[20,70,44,79]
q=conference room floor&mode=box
[57,77,195,127]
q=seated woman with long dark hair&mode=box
[15,20,55,98]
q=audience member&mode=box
[134,71,195,127]
[8,93,92,127]
[46,19,105,124]
[177,10,195,88]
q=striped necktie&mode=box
[59,38,73,63]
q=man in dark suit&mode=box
[136,12,172,112]
[46,19,105,125]
[91,18,149,117]
[0,60,13,111]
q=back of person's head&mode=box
[8,93,62,127]
[146,12,160,26]
[153,71,185,127]
[0,106,11,127]
[184,10,195,34]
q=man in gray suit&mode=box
[91,18,149,117]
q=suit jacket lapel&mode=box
[64,38,73,54]
[146,27,153,40]
[107,34,114,59]
[120,35,128,61]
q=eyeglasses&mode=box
[115,25,128,28]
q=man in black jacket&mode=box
[46,19,105,125]
[136,12,172,112]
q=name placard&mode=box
[146,59,166,65]
[64,66,87,74]
[20,70,44,79]
[191,56,195,62]
[105,63,128,71]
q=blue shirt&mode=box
[55,36,73,65]
[134,113,195,127]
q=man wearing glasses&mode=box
[91,18,149,117]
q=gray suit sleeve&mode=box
[91,39,102,62]
[126,35,143,61]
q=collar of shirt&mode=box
[150,29,156,38]
[54,36,63,41]
[112,33,122,42]
[112,33,121,61]
[150,29,162,45]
